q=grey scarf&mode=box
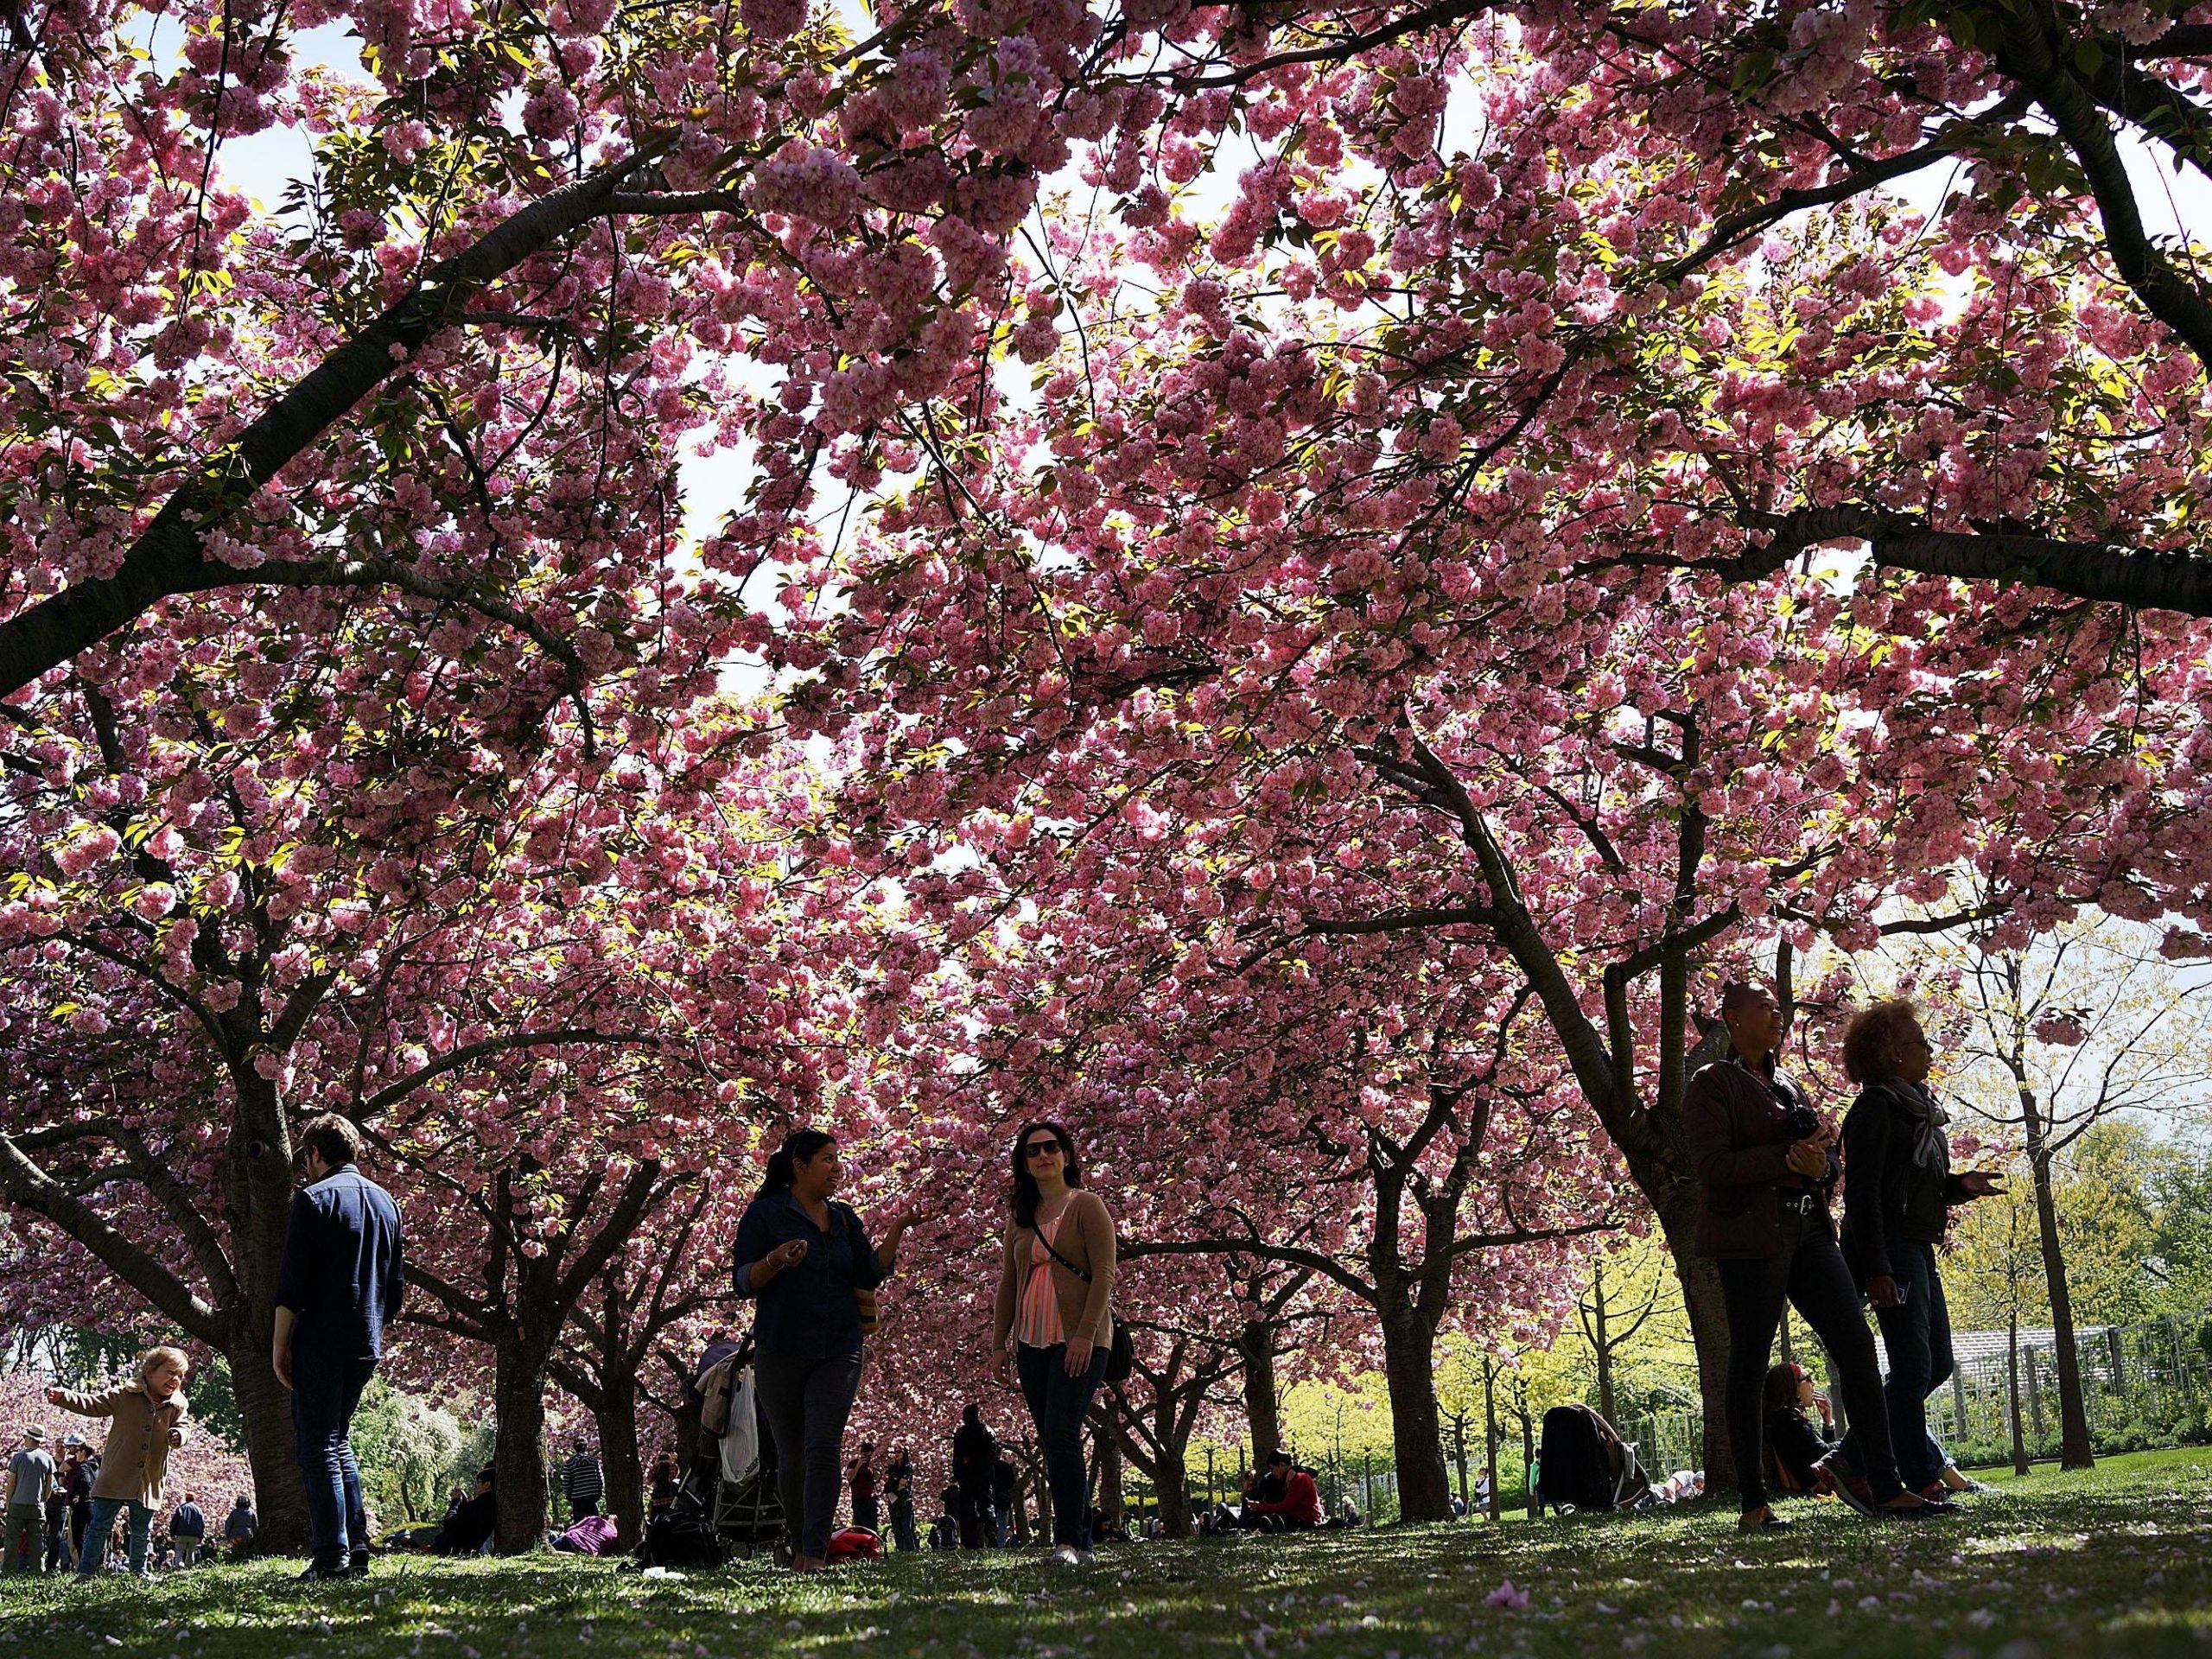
[1866,1075,1949,1173]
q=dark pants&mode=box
[1716,1211,1901,1511]
[852,1494,880,1532]
[889,1498,917,1551]
[954,1482,992,1548]
[753,1348,862,1560]
[3,1507,41,1573]
[292,1350,377,1572]
[1866,1239,1952,1490]
[1017,1340,1110,1551]
[569,1497,601,1521]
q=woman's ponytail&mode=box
[760,1128,835,1197]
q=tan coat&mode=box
[54,1382,190,1508]
[992,1188,1116,1351]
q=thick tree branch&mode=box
[1728,505,2212,617]
[357,1028,659,1119]
[0,1129,224,1343]
[1994,8,2212,372]
[0,146,671,695]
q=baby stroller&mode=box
[1532,1403,1656,1516]
[632,1337,785,1567]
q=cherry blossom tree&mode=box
[549,1183,745,1545]
[0,638,866,1545]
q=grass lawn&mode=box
[4,1447,2208,1659]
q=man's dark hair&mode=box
[476,1467,496,1485]
[1266,1449,1293,1467]
[963,1404,982,1425]
[1719,979,1773,1012]
[296,1114,364,1169]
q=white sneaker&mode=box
[1046,1546,1082,1567]
[1074,1548,1096,1566]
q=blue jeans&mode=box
[1854,1239,1952,1490]
[292,1351,377,1572]
[753,1348,863,1560]
[1017,1340,1110,1550]
[77,1497,151,1575]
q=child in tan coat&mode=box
[48,1345,192,1577]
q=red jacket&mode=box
[1247,1469,1320,1528]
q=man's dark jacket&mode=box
[1840,1076,1970,1282]
[952,1421,996,1492]
[275,1163,406,1359]
[1682,1054,1835,1258]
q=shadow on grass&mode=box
[3,1452,2209,1659]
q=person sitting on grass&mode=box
[1767,1361,1993,1510]
[435,1469,497,1556]
[1234,1451,1321,1533]
[1764,1362,1847,1498]
[48,1345,194,1579]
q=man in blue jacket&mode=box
[274,1114,405,1581]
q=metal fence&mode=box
[1624,1310,2212,1476]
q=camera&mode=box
[1783,1104,1821,1140]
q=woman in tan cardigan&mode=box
[992,1120,1115,1566]
[49,1344,192,1577]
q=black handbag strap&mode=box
[1033,1214,1092,1283]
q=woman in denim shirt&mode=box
[734,1128,921,1571]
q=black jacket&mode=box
[1765,1407,1838,1494]
[1840,1077,1969,1281]
[439,1491,496,1555]
[952,1421,997,1491]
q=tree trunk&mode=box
[1092,1418,1124,1529]
[1238,1319,1282,1464]
[1450,1415,1469,1514]
[1152,1446,1192,1537]
[1483,1361,1502,1521]
[2008,1310,2030,1476]
[227,1326,310,1549]
[1666,1227,1738,1489]
[594,1366,645,1548]
[2025,1144,2095,1467]
[224,1067,315,1549]
[1378,1307,1453,1522]
[1591,1265,1617,1427]
[492,1331,554,1553]
[1518,1408,1536,1519]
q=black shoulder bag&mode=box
[1035,1217,1135,1382]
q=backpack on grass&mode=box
[1533,1403,1655,1516]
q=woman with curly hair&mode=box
[1839,998,2005,1503]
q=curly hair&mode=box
[1841,998,1923,1084]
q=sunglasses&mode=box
[1023,1141,1065,1160]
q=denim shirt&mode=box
[732,1192,887,1359]
[274,1165,406,1360]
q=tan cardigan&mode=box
[993,1188,1116,1351]
[54,1382,190,1508]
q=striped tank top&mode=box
[1014,1212,1067,1349]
